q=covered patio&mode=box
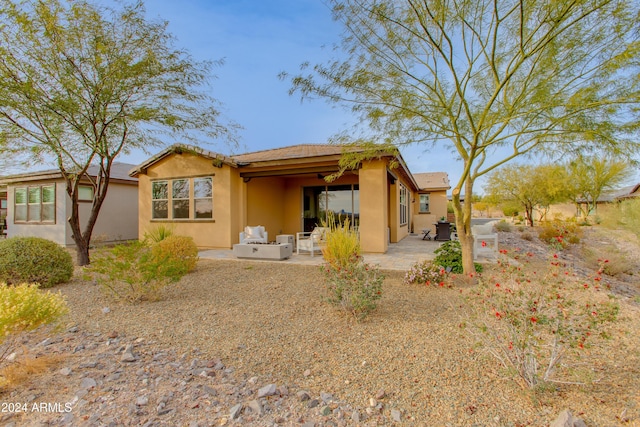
[199,233,442,271]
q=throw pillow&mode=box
[245,226,263,239]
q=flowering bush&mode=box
[460,252,619,388]
[403,260,449,287]
[321,256,384,321]
[538,220,582,250]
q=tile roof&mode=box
[412,172,450,190]
[0,162,137,184]
[231,144,360,163]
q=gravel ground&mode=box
[1,226,639,426]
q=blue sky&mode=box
[111,0,461,184]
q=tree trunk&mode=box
[75,238,90,266]
[452,177,476,275]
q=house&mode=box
[0,184,6,219]
[0,163,138,245]
[413,172,451,232]
[130,143,450,253]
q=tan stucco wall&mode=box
[359,159,389,253]
[245,177,286,236]
[412,190,448,234]
[137,152,241,249]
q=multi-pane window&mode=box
[172,179,190,219]
[151,177,213,220]
[152,181,169,219]
[14,184,55,223]
[399,184,408,226]
[194,177,213,219]
[419,194,430,213]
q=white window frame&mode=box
[399,184,408,226]
[419,193,430,213]
[14,184,56,223]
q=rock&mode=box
[80,377,97,390]
[257,383,277,398]
[246,399,263,416]
[320,405,331,416]
[550,409,588,427]
[307,399,320,408]
[375,389,386,399]
[59,367,72,376]
[303,369,312,377]
[391,409,402,422]
[351,410,361,423]
[320,392,333,403]
[369,397,377,407]
[229,403,243,420]
[136,396,149,406]
[102,307,111,314]
[297,390,311,402]
[121,344,137,362]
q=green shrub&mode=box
[0,237,73,288]
[321,257,384,321]
[87,236,198,303]
[433,240,482,274]
[143,224,175,243]
[143,235,199,281]
[494,220,512,232]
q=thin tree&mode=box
[485,164,569,226]
[283,0,640,273]
[0,0,236,265]
[565,156,633,219]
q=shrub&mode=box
[143,235,199,281]
[143,224,175,244]
[321,257,384,321]
[460,255,619,388]
[494,220,512,232]
[538,219,582,250]
[0,283,68,342]
[322,219,361,270]
[403,260,449,287]
[433,240,483,274]
[87,236,198,303]
[0,237,73,287]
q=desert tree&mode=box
[484,164,569,226]
[0,0,237,265]
[565,156,634,219]
[283,0,640,273]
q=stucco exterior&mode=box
[131,144,450,253]
[0,164,138,246]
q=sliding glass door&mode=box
[302,184,359,231]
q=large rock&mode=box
[551,409,587,427]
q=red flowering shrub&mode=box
[460,251,619,388]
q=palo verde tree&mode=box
[484,164,569,226]
[283,0,640,273]
[0,0,236,265]
[565,155,634,219]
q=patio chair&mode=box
[296,226,329,257]
[240,225,268,244]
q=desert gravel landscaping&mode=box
[1,226,639,426]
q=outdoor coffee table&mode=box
[232,242,293,260]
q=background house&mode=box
[131,143,450,253]
[0,163,138,246]
[412,172,451,233]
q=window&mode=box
[399,184,408,226]
[172,179,190,219]
[194,177,213,219]
[78,185,94,202]
[14,184,55,223]
[419,194,430,213]
[151,177,213,220]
